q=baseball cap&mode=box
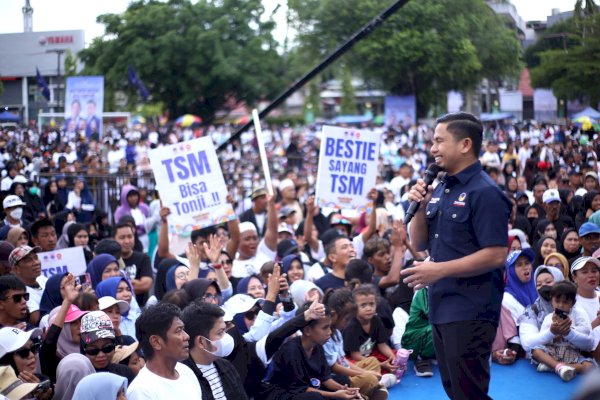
[277,239,299,259]
[222,294,261,316]
[278,206,296,219]
[277,223,294,236]
[585,171,598,180]
[65,305,89,323]
[578,222,600,237]
[8,245,40,267]
[570,256,600,275]
[514,191,528,201]
[542,189,560,204]
[278,179,294,192]
[11,176,27,184]
[251,188,267,200]
[0,327,42,358]
[98,296,130,315]
[575,188,588,197]
[0,366,37,400]
[0,242,15,262]
[330,214,352,226]
[2,196,25,210]
[111,342,139,364]
[505,248,535,269]
[80,311,116,345]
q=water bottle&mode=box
[393,348,413,380]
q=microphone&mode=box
[403,163,442,225]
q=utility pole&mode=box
[46,49,66,110]
[22,0,33,32]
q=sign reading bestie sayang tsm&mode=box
[149,137,235,237]
[316,125,380,212]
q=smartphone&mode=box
[75,273,91,291]
[555,308,569,320]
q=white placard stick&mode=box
[252,109,273,196]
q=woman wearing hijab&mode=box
[53,353,96,400]
[87,254,121,289]
[39,272,69,321]
[182,278,222,304]
[152,258,181,302]
[96,277,140,339]
[280,254,305,283]
[534,236,558,268]
[533,220,557,244]
[503,248,539,326]
[67,223,93,264]
[66,176,96,224]
[559,228,581,262]
[5,227,28,248]
[56,221,75,249]
[165,263,191,292]
[543,252,570,282]
[576,191,600,228]
[72,372,128,400]
[39,275,87,382]
[518,265,565,367]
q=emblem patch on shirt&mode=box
[430,197,440,204]
[453,192,467,207]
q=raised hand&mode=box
[201,234,225,265]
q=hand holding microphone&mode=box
[404,164,442,225]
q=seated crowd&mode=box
[0,146,599,399]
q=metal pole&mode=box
[216,0,411,152]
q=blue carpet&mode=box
[388,360,580,399]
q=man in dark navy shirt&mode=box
[402,112,511,400]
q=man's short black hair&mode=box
[0,275,26,298]
[113,222,134,236]
[191,227,216,245]
[181,301,224,349]
[436,112,483,157]
[94,239,121,259]
[135,302,182,360]
[29,219,54,238]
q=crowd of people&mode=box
[0,116,598,400]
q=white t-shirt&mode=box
[26,275,47,313]
[502,292,525,326]
[232,239,276,278]
[127,363,202,400]
[197,363,226,400]
[575,293,600,348]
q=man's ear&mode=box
[149,334,163,352]
[460,137,473,155]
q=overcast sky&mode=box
[0,0,579,45]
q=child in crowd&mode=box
[322,288,390,399]
[536,281,595,381]
[343,285,398,378]
[265,303,363,400]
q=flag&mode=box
[35,68,50,101]
[128,66,149,102]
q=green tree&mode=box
[529,14,600,106]
[340,67,357,114]
[64,50,78,78]
[288,0,521,116]
[79,0,285,122]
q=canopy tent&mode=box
[0,111,20,122]
[572,107,600,120]
[479,112,514,122]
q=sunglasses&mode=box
[14,342,41,358]
[84,344,116,356]
[0,293,30,303]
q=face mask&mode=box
[538,285,552,302]
[517,205,527,214]
[201,333,234,358]
[9,208,23,220]
[29,187,40,196]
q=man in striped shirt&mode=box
[181,302,248,400]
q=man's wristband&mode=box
[212,263,223,270]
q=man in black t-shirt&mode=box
[114,222,153,306]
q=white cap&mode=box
[542,189,560,204]
[12,175,28,184]
[2,195,25,209]
[98,296,130,315]
[278,178,294,192]
[0,327,42,358]
[222,294,261,316]
[278,223,294,235]
[239,222,257,234]
[575,188,588,197]
[571,256,600,275]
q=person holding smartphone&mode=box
[536,280,595,381]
